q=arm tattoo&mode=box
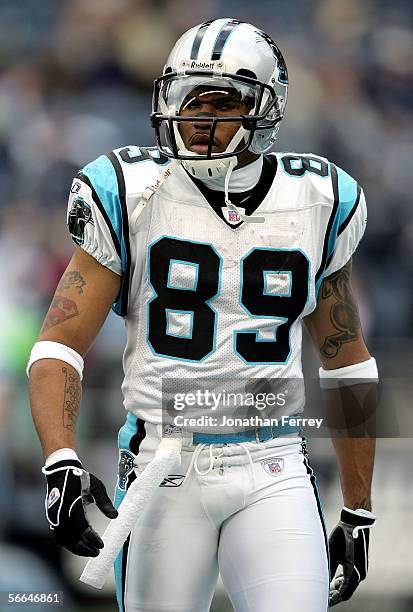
[41,295,79,332]
[62,367,81,431]
[59,270,86,294]
[320,261,361,359]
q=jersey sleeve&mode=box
[67,155,123,275]
[321,165,367,279]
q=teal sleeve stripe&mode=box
[316,164,359,295]
[81,155,124,262]
[325,165,359,264]
[335,165,359,230]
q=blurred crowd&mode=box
[1,1,413,610]
[1,0,413,379]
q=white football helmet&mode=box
[151,18,288,179]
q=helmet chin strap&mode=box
[173,119,265,223]
[223,158,265,224]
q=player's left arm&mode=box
[304,258,375,510]
[304,258,377,606]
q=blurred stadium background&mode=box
[0,0,412,610]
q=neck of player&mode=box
[201,153,263,193]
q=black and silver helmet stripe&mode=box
[190,20,213,59]
[255,28,288,85]
[211,19,242,60]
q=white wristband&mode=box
[27,340,84,380]
[319,357,378,389]
[45,448,80,467]
[343,506,376,521]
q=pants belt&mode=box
[192,424,300,445]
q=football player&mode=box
[28,19,377,612]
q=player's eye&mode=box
[181,97,201,112]
[214,98,239,111]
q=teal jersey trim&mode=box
[81,153,130,316]
[114,412,140,612]
[81,155,123,252]
[326,165,359,263]
[316,164,360,295]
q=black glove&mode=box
[328,507,376,606]
[42,459,118,557]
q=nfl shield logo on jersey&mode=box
[261,457,284,476]
[222,206,243,225]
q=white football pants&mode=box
[114,421,329,612]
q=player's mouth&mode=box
[188,133,219,154]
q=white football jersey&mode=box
[67,146,367,425]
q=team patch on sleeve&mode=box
[66,170,123,279]
[67,190,95,247]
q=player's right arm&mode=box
[29,245,120,458]
[29,154,127,556]
[28,246,121,556]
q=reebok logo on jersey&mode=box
[159,475,185,487]
[261,457,284,476]
[48,487,60,508]
[163,424,183,437]
[70,181,81,194]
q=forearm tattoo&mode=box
[41,295,79,332]
[320,261,361,359]
[62,367,81,431]
[59,270,86,294]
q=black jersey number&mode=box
[147,237,310,364]
[118,146,169,165]
[281,155,329,178]
[148,237,221,362]
[236,248,310,364]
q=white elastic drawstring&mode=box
[185,444,228,479]
[223,158,265,224]
[185,443,207,479]
[130,161,179,234]
[223,157,237,208]
[185,441,256,487]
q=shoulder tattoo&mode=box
[59,270,86,294]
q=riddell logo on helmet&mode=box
[187,60,218,70]
[190,60,214,69]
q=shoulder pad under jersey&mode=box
[67,146,170,316]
